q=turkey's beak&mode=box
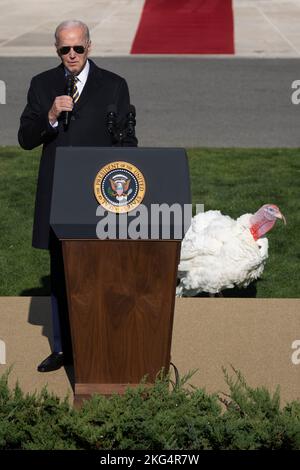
[276,212,287,225]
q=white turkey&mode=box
[176,204,286,297]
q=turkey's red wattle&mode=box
[250,218,276,240]
[250,224,259,241]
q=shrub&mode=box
[0,368,300,450]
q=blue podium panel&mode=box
[50,147,191,240]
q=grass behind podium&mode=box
[0,146,298,297]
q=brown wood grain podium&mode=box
[50,147,191,404]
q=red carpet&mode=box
[131,0,234,54]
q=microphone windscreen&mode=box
[128,104,136,116]
[107,104,117,114]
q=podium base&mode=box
[74,382,152,407]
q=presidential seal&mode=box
[94,161,146,213]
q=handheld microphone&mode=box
[64,74,74,126]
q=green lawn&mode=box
[0,147,49,296]
[0,146,299,297]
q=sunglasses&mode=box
[58,45,86,55]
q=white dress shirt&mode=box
[72,59,90,96]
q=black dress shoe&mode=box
[37,352,65,372]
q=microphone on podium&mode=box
[106,104,137,145]
[125,105,136,137]
[106,104,118,136]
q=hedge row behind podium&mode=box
[18,56,138,372]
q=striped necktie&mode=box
[72,77,80,104]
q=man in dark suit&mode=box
[18,20,137,372]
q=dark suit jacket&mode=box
[18,59,137,249]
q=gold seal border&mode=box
[94,161,146,213]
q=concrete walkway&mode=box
[0,0,144,57]
[234,0,300,56]
[1,0,300,56]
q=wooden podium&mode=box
[50,147,191,404]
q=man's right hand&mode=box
[48,96,74,124]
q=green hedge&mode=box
[1,368,300,450]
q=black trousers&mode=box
[49,231,73,361]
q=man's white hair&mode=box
[55,20,90,43]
